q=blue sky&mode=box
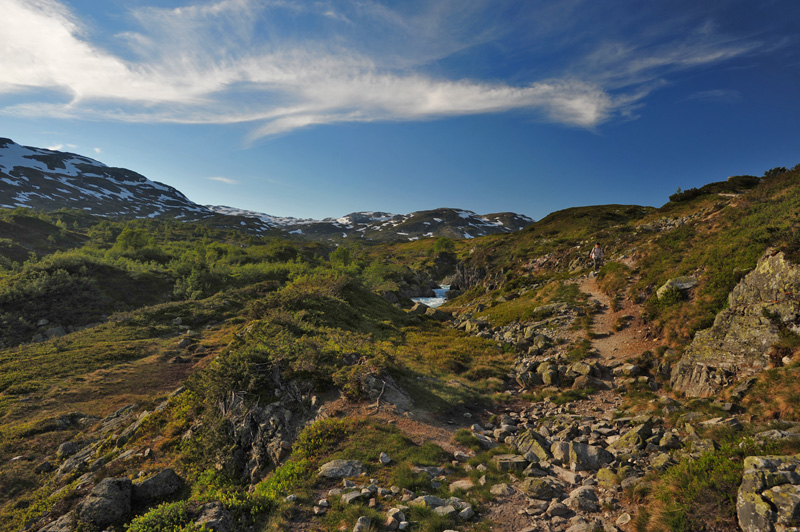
[1,0,799,220]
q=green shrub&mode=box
[126,501,205,532]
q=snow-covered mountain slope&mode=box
[0,138,210,219]
[204,205,534,242]
[0,137,534,241]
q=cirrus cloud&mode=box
[0,0,772,140]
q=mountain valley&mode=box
[0,140,799,532]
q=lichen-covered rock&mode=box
[737,454,800,532]
[607,423,651,455]
[672,252,800,397]
[515,430,552,461]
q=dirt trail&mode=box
[579,273,661,363]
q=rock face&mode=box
[672,251,800,397]
[738,454,800,532]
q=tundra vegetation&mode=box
[0,165,799,531]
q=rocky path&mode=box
[579,273,660,364]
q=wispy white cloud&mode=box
[0,0,776,139]
[208,176,240,185]
[684,89,743,103]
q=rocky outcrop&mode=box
[449,262,486,292]
[738,454,800,532]
[672,251,800,397]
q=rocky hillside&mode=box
[1,163,800,532]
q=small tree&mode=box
[433,237,455,254]
[763,167,787,179]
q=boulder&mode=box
[607,424,652,455]
[521,478,564,500]
[78,477,132,527]
[318,460,365,479]
[656,276,698,299]
[565,486,600,513]
[492,454,528,472]
[408,303,429,316]
[57,441,81,458]
[194,502,233,532]
[133,468,184,505]
[425,307,451,321]
[568,442,614,472]
[353,516,371,532]
[450,479,475,492]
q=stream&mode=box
[411,285,450,308]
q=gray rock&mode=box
[39,512,77,532]
[738,454,800,532]
[473,432,498,450]
[672,252,800,397]
[569,442,614,472]
[450,479,475,492]
[492,454,528,472]
[434,505,458,518]
[521,477,564,500]
[195,502,233,532]
[342,491,366,505]
[57,441,81,458]
[78,477,132,527]
[565,486,600,513]
[490,483,515,496]
[353,515,371,532]
[318,459,365,479]
[412,495,446,508]
[656,276,698,299]
[547,500,572,517]
[133,468,184,505]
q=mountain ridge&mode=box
[0,137,534,242]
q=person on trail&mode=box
[590,243,604,272]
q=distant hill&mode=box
[0,137,533,242]
[207,205,533,242]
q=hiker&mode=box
[590,243,604,271]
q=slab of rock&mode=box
[318,460,365,479]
